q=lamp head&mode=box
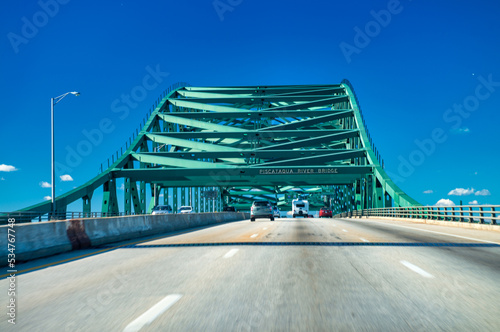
[71,91,80,96]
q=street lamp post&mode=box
[51,91,80,219]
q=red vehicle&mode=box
[319,207,332,218]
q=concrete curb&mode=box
[0,212,248,266]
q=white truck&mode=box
[292,199,309,218]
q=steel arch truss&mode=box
[20,81,419,218]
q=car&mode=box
[178,206,193,213]
[223,206,236,212]
[319,207,332,218]
[272,206,281,218]
[151,205,173,215]
[250,200,274,221]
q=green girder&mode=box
[17,81,419,219]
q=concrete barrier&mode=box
[0,212,248,266]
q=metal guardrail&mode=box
[0,211,140,224]
[335,205,499,225]
[0,209,231,224]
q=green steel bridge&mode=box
[17,81,420,219]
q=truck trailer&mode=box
[292,199,309,218]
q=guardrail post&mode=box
[479,206,485,224]
[468,206,473,223]
[492,207,497,225]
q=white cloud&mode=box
[435,199,455,206]
[43,196,51,201]
[60,174,73,182]
[448,188,474,196]
[475,189,491,196]
[0,164,17,172]
[423,190,433,194]
[468,200,478,205]
[0,177,4,181]
[451,127,471,134]
[39,181,52,188]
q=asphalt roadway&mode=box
[1,217,500,331]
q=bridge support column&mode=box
[82,192,93,218]
[384,191,392,207]
[355,179,363,211]
[373,178,384,209]
[124,178,131,215]
[139,181,146,214]
[218,187,224,211]
[163,187,169,206]
[128,179,142,215]
[173,187,178,212]
[204,187,209,212]
[181,187,186,207]
[366,175,374,210]
[194,187,199,212]
[338,185,346,214]
[102,179,119,216]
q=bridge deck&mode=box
[2,217,499,331]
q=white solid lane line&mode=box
[263,227,268,230]
[342,229,348,232]
[400,260,434,279]
[360,238,370,242]
[123,294,182,332]
[223,249,239,258]
[377,222,500,245]
[250,234,259,238]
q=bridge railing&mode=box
[335,205,499,225]
[0,211,141,224]
[0,208,233,224]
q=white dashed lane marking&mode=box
[400,260,434,279]
[123,294,182,332]
[223,249,239,258]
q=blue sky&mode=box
[1,0,499,212]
